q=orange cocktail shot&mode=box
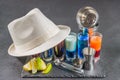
[88,26,98,36]
[90,32,102,59]
[88,28,94,36]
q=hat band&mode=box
[15,29,59,53]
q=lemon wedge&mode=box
[30,58,37,74]
[42,63,52,74]
[23,60,32,71]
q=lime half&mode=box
[36,57,46,71]
[42,63,52,74]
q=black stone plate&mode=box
[21,57,106,78]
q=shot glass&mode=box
[78,31,89,59]
[54,41,65,61]
[41,48,53,62]
[88,23,99,36]
[65,32,77,62]
[90,32,102,62]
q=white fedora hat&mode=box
[8,8,71,57]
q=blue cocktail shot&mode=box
[42,48,53,62]
[65,32,77,62]
[78,29,89,59]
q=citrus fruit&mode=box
[23,60,32,71]
[42,63,52,74]
[36,57,46,71]
[30,58,37,74]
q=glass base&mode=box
[94,50,100,58]
[94,56,100,63]
[43,57,53,62]
[66,50,76,62]
[54,54,65,61]
[66,57,76,62]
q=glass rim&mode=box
[69,32,77,36]
[91,32,103,38]
[65,32,77,41]
[77,31,88,36]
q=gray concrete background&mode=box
[0,0,120,80]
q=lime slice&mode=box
[23,60,32,71]
[42,63,52,74]
[36,57,46,71]
[31,58,37,74]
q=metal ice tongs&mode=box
[54,59,84,74]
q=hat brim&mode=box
[8,25,71,57]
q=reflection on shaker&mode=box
[83,47,95,71]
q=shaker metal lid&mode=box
[83,47,95,55]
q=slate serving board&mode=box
[21,57,106,78]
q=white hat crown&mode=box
[8,8,60,53]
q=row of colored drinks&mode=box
[41,28,102,63]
